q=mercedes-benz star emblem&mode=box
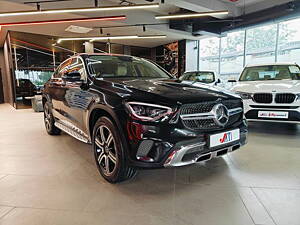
[212,104,229,127]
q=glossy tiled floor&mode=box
[1,104,300,225]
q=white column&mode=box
[84,42,94,53]
[185,40,198,72]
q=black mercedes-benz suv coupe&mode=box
[42,53,248,183]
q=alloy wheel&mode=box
[94,125,118,176]
[44,104,51,131]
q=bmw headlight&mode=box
[296,94,300,101]
[235,91,252,100]
[126,102,173,121]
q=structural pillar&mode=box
[84,42,94,53]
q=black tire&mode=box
[44,101,61,135]
[92,117,137,183]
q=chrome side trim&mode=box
[55,121,90,143]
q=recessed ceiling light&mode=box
[155,10,229,20]
[65,25,93,34]
[0,3,159,17]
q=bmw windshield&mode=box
[239,65,300,81]
[180,71,215,83]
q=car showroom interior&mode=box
[0,0,300,224]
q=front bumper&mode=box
[164,128,247,167]
[127,122,248,168]
[243,99,300,123]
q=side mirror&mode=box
[62,71,81,82]
[215,79,221,85]
[228,79,237,83]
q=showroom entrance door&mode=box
[0,69,4,103]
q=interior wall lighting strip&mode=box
[0,16,126,27]
[155,10,229,19]
[0,3,159,17]
[136,35,167,39]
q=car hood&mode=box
[94,78,238,105]
[231,80,300,93]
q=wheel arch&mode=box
[42,94,51,106]
[88,106,123,140]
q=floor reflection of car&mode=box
[231,63,300,124]
[16,79,37,98]
[180,71,221,87]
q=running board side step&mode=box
[55,121,90,143]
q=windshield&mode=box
[239,65,300,81]
[86,55,171,79]
[180,71,215,83]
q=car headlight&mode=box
[296,94,300,101]
[235,91,252,100]
[126,102,173,121]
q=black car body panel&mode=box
[43,54,247,169]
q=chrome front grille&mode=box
[275,93,296,104]
[182,118,217,130]
[180,100,243,130]
[253,93,273,103]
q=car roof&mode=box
[245,62,298,67]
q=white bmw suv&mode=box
[231,63,300,124]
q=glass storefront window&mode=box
[278,18,300,64]
[245,24,277,64]
[191,17,300,87]
[220,31,245,80]
[199,37,220,74]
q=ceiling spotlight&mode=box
[155,10,229,20]
[0,3,159,17]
